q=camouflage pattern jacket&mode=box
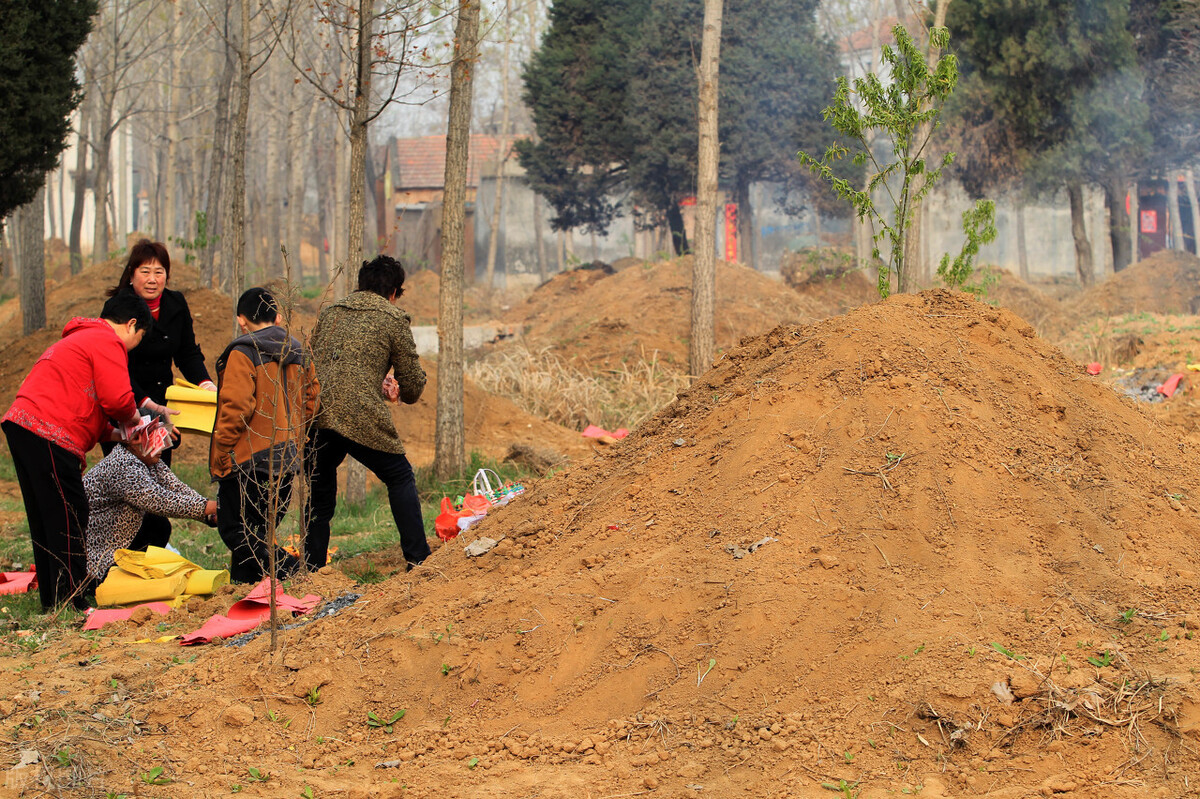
[309,291,425,454]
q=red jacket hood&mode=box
[63,317,112,338]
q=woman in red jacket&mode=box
[2,291,152,610]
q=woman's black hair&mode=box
[356,255,406,299]
[106,239,171,297]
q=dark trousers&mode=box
[304,428,431,570]
[3,421,93,610]
[100,436,177,550]
[216,471,300,584]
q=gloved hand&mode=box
[199,380,217,392]
[140,399,181,439]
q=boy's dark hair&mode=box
[357,255,406,299]
[236,287,280,325]
[100,290,154,332]
[106,239,171,297]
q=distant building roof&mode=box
[392,135,521,190]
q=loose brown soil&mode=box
[502,256,823,372]
[1,290,1199,798]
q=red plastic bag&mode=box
[434,495,491,542]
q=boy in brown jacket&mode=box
[210,288,320,583]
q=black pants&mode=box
[304,428,431,570]
[216,471,300,584]
[100,435,177,550]
[3,421,93,610]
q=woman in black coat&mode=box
[102,239,214,550]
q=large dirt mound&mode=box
[6,290,1199,797]
[504,256,821,372]
[1075,249,1200,317]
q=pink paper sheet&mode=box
[82,602,172,631]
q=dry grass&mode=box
[467,345,688,432]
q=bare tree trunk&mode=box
[16,187,47,335]
[316,122,332,286]
[666,204,690,255]
[1129,180,1140,266]
[56,159,66,243]
[900,0,950,292]
[1105,177,1131,273]
[1186,169,1200,256]
[435,0,481,481]
[1169,170,1184,251]
[92,96,114,264]
[332,117,347,293]
[68,117,88,275]
[484,0,513,289]
[265,67,284,278]
[164,6,183,243]
[203,27,236,289]
[736,180,753,267]
[533,193,546,282]
[285,90,305,285]
[224,0,253,298]
[345,0,375,295]
[364,140,379,258]
[1014,192,1028,280]
[1067,181,1093,286]
[690,0,722,380]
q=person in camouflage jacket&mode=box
[304,255,430,569]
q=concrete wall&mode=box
[474,170,1110,285]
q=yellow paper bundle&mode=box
[94,546,229,607]
[165,378,216,434]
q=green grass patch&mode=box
[0,450,541,635]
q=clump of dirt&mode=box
[503,255,821,371]
[4,289,1198,798]
[1075,249,1200,317]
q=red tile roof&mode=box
[392,135,520,190]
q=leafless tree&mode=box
[690,0,722,381]
[435,0,481,480]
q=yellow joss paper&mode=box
[165,378,216,434]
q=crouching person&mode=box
[1,291,151,610]
[84,413,217,582]
[210,288,320,583]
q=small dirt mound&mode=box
[17,289,1197,798]
[504,255,821,372]
[1076,249,1200,317]
[985,268,1074,340]
[780,247,880,316]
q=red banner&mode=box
[724,203,738,262]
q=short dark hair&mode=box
[236,287,279,324]
[100,289,154,332]
[107,239,171,297]
[357,255,406,299]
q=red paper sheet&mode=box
[180,579,320,645]
[0,571,36,596]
